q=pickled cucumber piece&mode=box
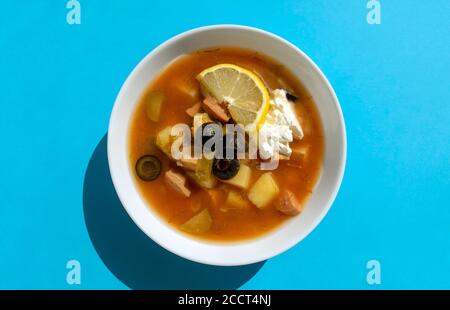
[146,91,164,122]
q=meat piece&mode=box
[202,95,230,123]
[164,170,191,197]
[177,158,198,171]
[277,190,303,216]
[185,102,202,117]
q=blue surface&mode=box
[0,0,449,289]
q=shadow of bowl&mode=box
[83,134,265,289]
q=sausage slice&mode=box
[277,190,303,216]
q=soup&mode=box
[128,47,324,242]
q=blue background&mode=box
[0,0,449,289]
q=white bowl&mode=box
[108,25,346,266]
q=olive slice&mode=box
[135,155,162,181]
[212,158,240,180]
[285,91,298,102]
[195,122,222,151]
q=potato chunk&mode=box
[187,172,217,189]
[180,209,212,234]
[248,172,280,208]
[221,164,251,189]
[223,191,250,211]
[155,126,173,157]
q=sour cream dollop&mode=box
[259,89,304,159]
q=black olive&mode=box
[285,90,298,102]
[212,158,240,180]
[135,155,162,181]
[195,122,222,150]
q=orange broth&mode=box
[128,47,324,242]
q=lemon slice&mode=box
[197,64,270,127]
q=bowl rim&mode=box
[107,24,347,266]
